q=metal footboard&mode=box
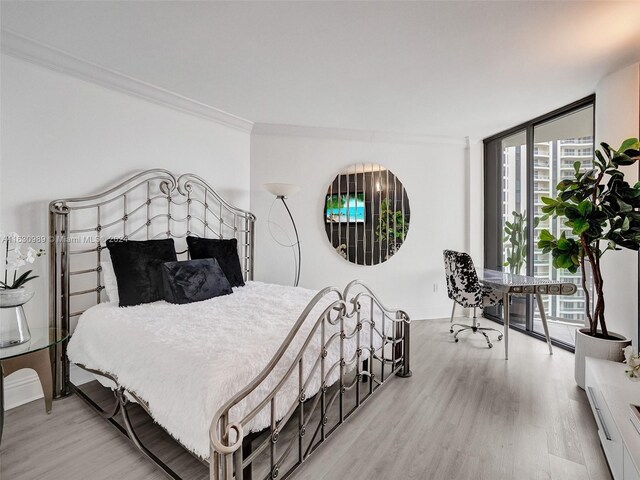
[209,280,411,480]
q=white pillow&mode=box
[101,256,119,303]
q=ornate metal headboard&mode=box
[49,169,255,396]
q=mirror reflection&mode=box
[324,164,410,265]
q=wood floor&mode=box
[0,318,611,480]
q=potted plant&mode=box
[537,138,640,388]
[0,232,45,346]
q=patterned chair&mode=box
[443,250,503,348]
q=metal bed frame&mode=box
[48,169,411,480]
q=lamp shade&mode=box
[263,183,301,198]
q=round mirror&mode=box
[324,164,410,265]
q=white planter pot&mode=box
[0,287,34,307]
[575,328,631,389]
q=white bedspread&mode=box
[67,281,375,459]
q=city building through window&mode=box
[484,97,595,350]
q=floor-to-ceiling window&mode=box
[484,96,595,350]
[499,130,528,330]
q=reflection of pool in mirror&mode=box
[325,193,365,223]
[324,164,410,265]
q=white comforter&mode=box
[67,281,375,459]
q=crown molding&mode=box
[1,30,468,143]
[1,30,254,133]
[252,123,467,146]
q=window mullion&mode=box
[525,124,535,332]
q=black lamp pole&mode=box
[278,195,301,287]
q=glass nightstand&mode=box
[0,327,68,445]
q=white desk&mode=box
[478,269,577,360]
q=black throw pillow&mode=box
[186,237,245,287]
[106,238,177,307]
[162,258,232,304]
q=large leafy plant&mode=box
[537,138,640,338]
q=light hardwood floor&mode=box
[0,318,611,480]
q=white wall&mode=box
[595,62,640,345]
[0,54,251,408]
[250,129,468,320]
[467,138,484,264]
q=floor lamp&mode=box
[264,183,302,287]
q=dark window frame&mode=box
[483,94,596,353]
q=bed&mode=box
[48,169,411,480]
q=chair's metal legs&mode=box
[472,307,480,328]
[449,307,503,349]
[450,301,456,323]
[479,330,491,346]
[452,325,471,339]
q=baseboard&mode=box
[3,371,43,411]
[3,364,93,411]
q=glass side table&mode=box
[0,327,68,445]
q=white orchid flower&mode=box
[624,345,634,364]
[6,247,26,269]
[1,233,46,290]
[623,346,640,381]
[24,247,38,264]
[7,259,26,270]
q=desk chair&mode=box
[443,250,503,348]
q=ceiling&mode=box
[2,1,640,139]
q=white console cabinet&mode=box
[585,357,640,479]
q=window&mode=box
[483,96,595,351]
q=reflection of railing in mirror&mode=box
[324,164,410,265]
